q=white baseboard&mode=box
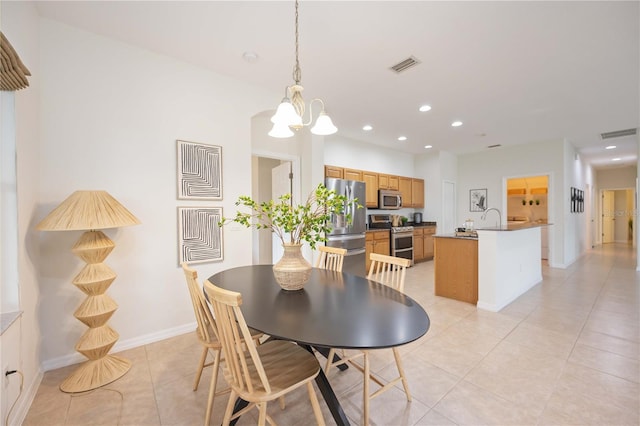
[6,369,43,426]
[41,322,196,372]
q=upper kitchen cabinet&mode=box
[344,168,363,181]
[362,171,379,207]
[325,166,343,179]
[412,178,424,208]
[379,174,399,190]
[399,177,424,208]
[399,177,412,207]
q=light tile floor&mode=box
[24,243,639,425]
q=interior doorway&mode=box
[506,174,550,259]
[252,154,301,264]
[600,188,634,244]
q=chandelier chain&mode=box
[293,0,301,84]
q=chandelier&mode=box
[268,0,337,138]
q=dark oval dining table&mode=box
[207,264,430,426]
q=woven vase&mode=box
[273,243,312,291]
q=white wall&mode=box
[35,19,276,368]
[596,166,637,189]
[1,1,42,423]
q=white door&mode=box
[442,180,456,234]
[602,190,615,244]
[271,161,293,263]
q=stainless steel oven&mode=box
[391,226,414,265]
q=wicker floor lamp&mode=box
[37,191,140,393]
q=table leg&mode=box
[301,344,350,426]
[313,346,349,371]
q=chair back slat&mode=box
[181,263,218,344]
[367,253,410,291]
[204,280,271,395]
[315,246,347,272]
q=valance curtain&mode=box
[1,32,31,91]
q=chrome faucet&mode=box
[481,207,502,227]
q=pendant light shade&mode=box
[268,121,295,138]
[311,111,338,136]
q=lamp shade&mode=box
[37,191,140,231]
[311,112,338,136]
[268,121,295,138]
[270,100,302,127]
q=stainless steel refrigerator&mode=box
[324,177,367,277]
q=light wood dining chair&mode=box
[314,245,347,272]
[324,252,412,425]
[203,279,326,426]
[181,263,262,425]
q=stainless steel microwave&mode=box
[378,189,403,209]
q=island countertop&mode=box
[476,221,552,231]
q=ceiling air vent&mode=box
[487,144,502,149]
[390,56,420,73]
[600,128,637,139]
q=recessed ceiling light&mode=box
[451,121,463,127]
[362,125,373,131]
[398,136,407,141]
[424,145,433,149]
[419,105,432,112]
[612,158,621,161]
[605,145,616,150]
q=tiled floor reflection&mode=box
[24,243,639,425]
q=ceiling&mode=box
[34,1,639,169]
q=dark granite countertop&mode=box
[409,221,437,227]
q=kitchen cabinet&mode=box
[424,227,435,259]
[414,229,424,260]
[398,176,412,207]
[434,236,478,304]
[344,168,363,182]
[362,171,379,207]
[411,178,424,208]
[325,166,343,179]
[365,230,390,270]
[413,226,436,262]
[378,174,399,190]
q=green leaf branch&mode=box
[220,183,360,250]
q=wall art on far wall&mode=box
[178,207,223,264]
[570,187,584,213]
[469,188,487,212]
[177,140,222,200]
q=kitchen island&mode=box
[434,222,550,312]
